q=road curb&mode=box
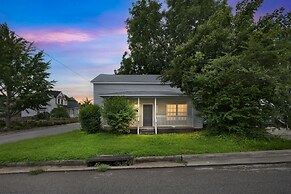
[135,155,182,163]
[2,161,291,175]
[1,150,291,174]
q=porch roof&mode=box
[99,90,185,97]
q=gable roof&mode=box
[51,91,62,98]
[91,74,163,84]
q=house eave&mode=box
[91,81,166,85]
[100,94,187,97]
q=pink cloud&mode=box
[20,29,93,43]
[18,27,126,45]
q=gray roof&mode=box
[67,101,81,108]
[91,74,163,84]
[99,91,185,97]
[50,91,62,98]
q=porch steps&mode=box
[140,128,155,135]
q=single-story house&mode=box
[21,90,69,117]
[91,74,203,134]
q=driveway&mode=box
[0,123,80,145]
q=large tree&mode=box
[0,24,54,127]
[116,0,223,75]
[165,0,221,49]
[115,0,166,74]
[162,0,291,136]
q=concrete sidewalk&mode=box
[0,123,80,144]
[1,150,291,174]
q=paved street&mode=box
[0,123,80,144]
[1,164,291,194]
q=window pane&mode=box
[177,104,187,116]
[167,104,176,120]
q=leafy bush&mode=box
[103,97,136,134]
[36,112,51,120]
[0,120,5,128]
[51,107,69,118]
[7,121,24,130]
[79,104,101,134]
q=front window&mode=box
[167,104,187,120]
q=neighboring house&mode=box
[67,100,81,118]
[91,74,203,134]
[21,91,68,117]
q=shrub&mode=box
[51,107,69,118]
[0,120,5,128]
[7,121,24,130]
[79,104,101,134]
[103,97,136,134]
[36,112,51,120]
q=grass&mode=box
[95,163,110,172]
[0,130,291,164]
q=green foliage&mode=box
[95,163,109,172]
[51,107,69,118]
[115,0,167,74]
[80,97,93,107]
[0,120,5,128]
[116,0,222,75]
[162,1,291,137]
[0,119,78,131]
[36,112,51,120]
[0,23,54,127]
[79,104,101,134]
[165,0,221,49]
[103,97,136,134]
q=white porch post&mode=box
[137,97,140,135]
[154,98,157,134]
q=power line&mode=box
[39,49,89,82]
[14,32,89,82]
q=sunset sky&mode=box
[0,0,290,101]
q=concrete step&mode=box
[140,128,155,135]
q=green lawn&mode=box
[0,130,291,164]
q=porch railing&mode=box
[131,115,193,127]
[156,115,192,126]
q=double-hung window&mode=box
[166,104,187,120]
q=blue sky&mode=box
[0,0,290,101]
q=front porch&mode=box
[130,97,203,134]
